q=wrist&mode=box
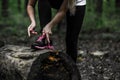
[49,22,54,28]
[31,21,36,24]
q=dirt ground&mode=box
[77,40,120,80]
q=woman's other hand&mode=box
[28,22,37,37]
[42,23,52,43]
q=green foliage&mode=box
[0,0,120,38]
[82,0,120,32]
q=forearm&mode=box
[27,0,36,23]
[27,5,36,23]
[49,11,66,27]
[49,0,68,28]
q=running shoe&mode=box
[31,34,54,50]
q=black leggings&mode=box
[38,0,63,30]
[66,6,86,62]
[38,0,86,62]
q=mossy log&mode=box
[0,45,81,80]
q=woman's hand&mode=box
[42,23,53,43]
[27,22,37,37]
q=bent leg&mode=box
[38,0,52,32]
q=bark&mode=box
[95,0,103,17]
[1,0,9,17]
[24,0,29,16]
[94,0,103,26]
[116,0,120,12]
[18,0,21,12]
[0,45,81,80]
[116,0,120,8]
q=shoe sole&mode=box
[34,46,54,50]
[34,46,46,50]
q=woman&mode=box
[27,0,86,62]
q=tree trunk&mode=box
[0,45,50,80]
[116,0,120,12]
[0,45,81,80]
[24,0,29,16]
[94,0,103,26]
[18,0,21,12]
[116,0,120,8]
[95,0,103,17]
[1,0,9,17]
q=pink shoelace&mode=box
[35,34,54,50]
[46,44,54,50]
[37,34,46,41]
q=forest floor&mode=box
[53,31,120,80]
[0,29,120,80]
[77,39,120,80]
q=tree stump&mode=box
[0,45,81,80]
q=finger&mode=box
[42,32,45,36]
[28,27,31,37]
[49,31,52,35]
[46,33,50,43]
[42,30,46,35]
[33,31,38,35]
[30,30,37,35]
